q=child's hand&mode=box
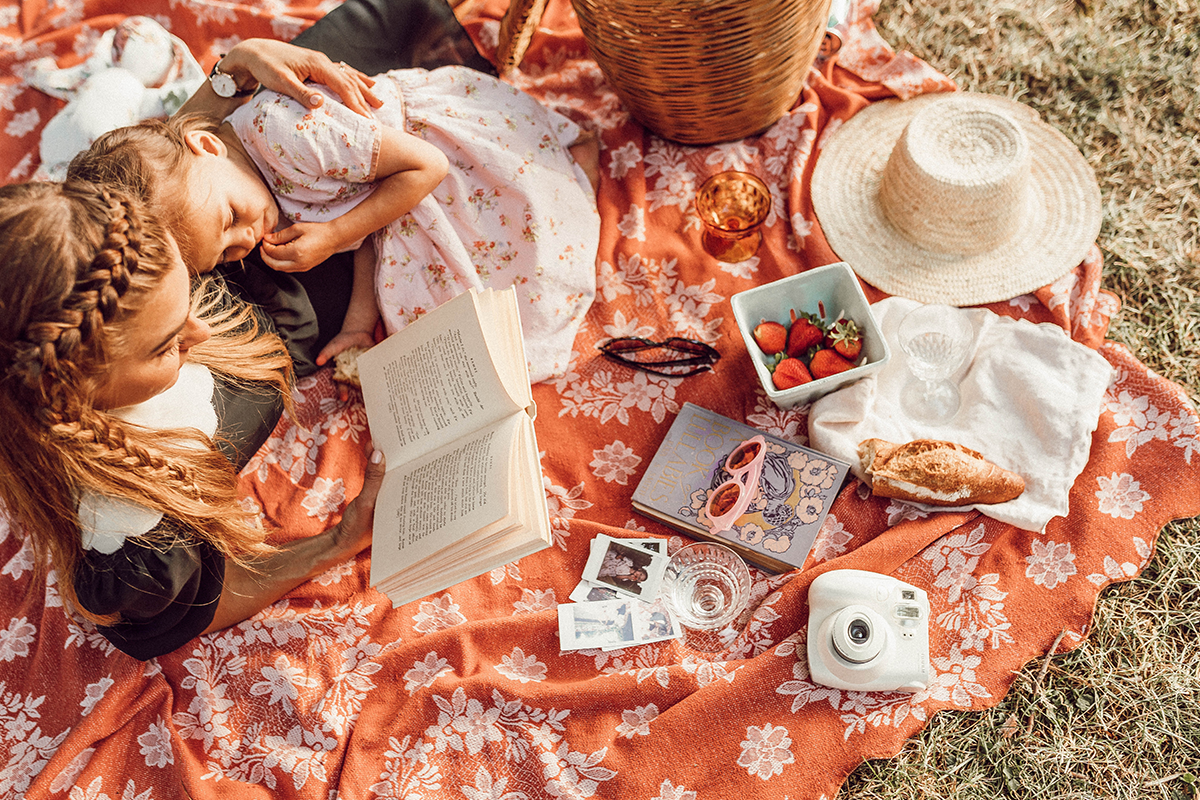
[260,222,343,272]
[317,330,377,369]
[318,330,377,403]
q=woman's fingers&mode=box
[361,450,386,502]
[335,450,386,554]
[221,39,382,117]
[305,57,382,116]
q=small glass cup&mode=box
[695,171,771,262]
[662,542,752,652]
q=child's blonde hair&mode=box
[0,180,291,625]
[67,114,218,273]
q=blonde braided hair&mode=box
[0,180,289,625]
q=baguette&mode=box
[858,438,1025,506]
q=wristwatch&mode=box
[208,56,256,99]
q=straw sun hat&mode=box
[811,92,1102,306]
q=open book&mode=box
[357,288,551,607]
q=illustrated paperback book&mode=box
[357,288,550,606]
[631,402,850,573]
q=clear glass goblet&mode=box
[897,304,974,423]
[662,542,751,652]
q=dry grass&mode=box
[840,1,1200,796]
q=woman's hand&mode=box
[202,449,386,634]
[177,38,383,120]
[332,449,387,557]
[220,39,382,117]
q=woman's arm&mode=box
[259,125,450,272]
[203,449,386,633]
[178,38,383,121]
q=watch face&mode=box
[211,70,238,99]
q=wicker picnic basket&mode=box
[569,0,833,144]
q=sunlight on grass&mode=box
[841,0,1200,795]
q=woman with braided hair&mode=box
[0,180,386,660]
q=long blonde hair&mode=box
[0,180,292,624]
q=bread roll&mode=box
[858,438,1025,506]
[332,346,368,387]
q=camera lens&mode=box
[829,606,885,665]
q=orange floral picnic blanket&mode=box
[3,0,1199,797]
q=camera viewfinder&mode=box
[901,590,916,600]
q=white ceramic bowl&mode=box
[731,262,890,408]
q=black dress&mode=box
[73,360,284,661]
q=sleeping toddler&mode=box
[70,65,601,383]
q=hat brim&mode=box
[811,92,1101,306]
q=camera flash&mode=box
[895,605,921,619]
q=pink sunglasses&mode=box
[703,436,766,534]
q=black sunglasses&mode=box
[597,337,721,377]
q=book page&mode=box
[357,290,531,465]
[473,288,532,409]
[369,413,523,587]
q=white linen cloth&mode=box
[808,297,1114,532]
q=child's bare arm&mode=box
[316,240,381,367]
[260,125,449,272]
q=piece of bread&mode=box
[332,346,368,388]
[858,438,1025,506]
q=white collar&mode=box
[79,363,217,554]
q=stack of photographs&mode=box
[557,534,682,651]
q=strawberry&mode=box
[752,319,788,355]
[771,357,812,390]
[809,348,856,379]
[785,311,825,358]
[824,318,863,361]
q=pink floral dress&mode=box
[228,65,599,383]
